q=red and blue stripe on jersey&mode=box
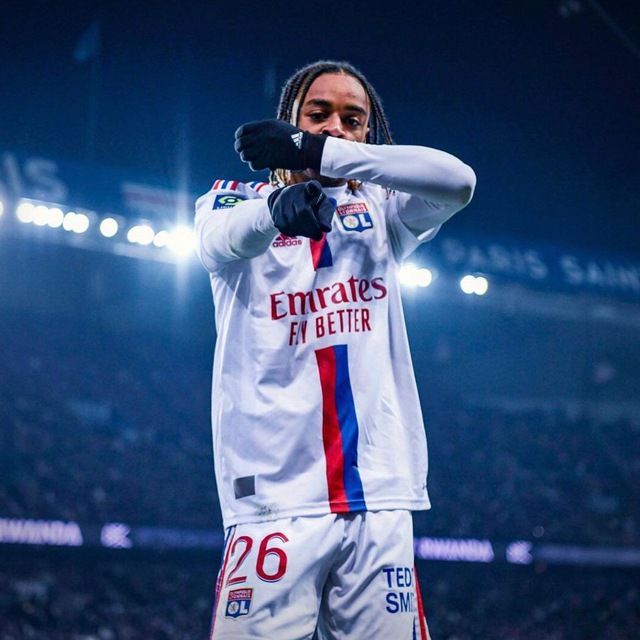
[413,564,431,639]
[310,234,333,270]
[247,180,270,193]
[315,344,366,513]
[211,179,270,193]
[310,192,337,271]
[209,525,237,639]
[212,179,240,191]
[309,196,336,269]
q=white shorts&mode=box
[209,510,431,640]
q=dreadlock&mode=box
[271,60,394,189]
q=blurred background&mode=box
[1,1,639,638]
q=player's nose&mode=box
[321,114,345,138]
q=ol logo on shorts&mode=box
[225,588,253,618]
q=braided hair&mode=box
[271,60,394,188]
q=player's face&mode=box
[297,73,370,143]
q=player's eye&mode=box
[344,116,362,128]
[308,112,328,122]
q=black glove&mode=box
[267,180,334,240]
[234,119,327,171]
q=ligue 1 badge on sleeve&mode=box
[225,588,253,618]
[213,194,247,210]
[336,202,373,232]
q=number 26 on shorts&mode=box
[226,532,289,585]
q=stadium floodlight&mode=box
[63,211,77,231]
[0,200,4,217]
[167,225,196,256]
[460,274,489,296]
[100,217,119,238]
[459,274,476,294]
[474,276,489,296]
[16,201,35,223]
[33,205,49,226]
[71,212,90,234]
[399,262,419,287]
[415,268,433,288]
[153,229,170,248]
[127,224,154,245]
[46,207,64,228]
[126,226,138,243]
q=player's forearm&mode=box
[195,198,278,268]
[320,137,476,206]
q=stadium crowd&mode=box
[1,308,639,638]
[420,406,640,546]
[0,555,637,639]
[1,315,639,546]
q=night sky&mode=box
[1,0,638,253]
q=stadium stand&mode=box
[1,243,638,638]
[0,555,637,639]
[1,313,638,545]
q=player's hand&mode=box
[234,119,327,172]
[267,180,334,240]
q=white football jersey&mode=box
[195,177,439,527]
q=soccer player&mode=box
[194,60,475,639]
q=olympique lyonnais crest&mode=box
[225,588,253,618]
[336,202,373,233]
